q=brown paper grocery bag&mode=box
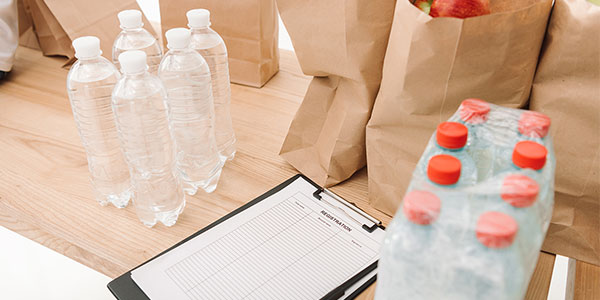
[17,0,41,50]
[20,0,72,57]
[42,0,155,61]
[18,0,153,61]
[277,0,396,187]
[366,0,552,215]
[159,0,279,87]
[530,0,600,266]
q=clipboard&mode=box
[108,174,385,300]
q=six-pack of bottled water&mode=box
[66,9,236,227]
[376,99,555,299]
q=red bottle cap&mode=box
[476,211,518,248]
[459,98,490,124]
[427,154,461,185]
[402,190,441,225]
[501,174,539,208]
[512,141,547,170]
[436,122,468,149]
[518,111,551,139]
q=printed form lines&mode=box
[164,192,375,300]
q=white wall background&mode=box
[137,0,294,51]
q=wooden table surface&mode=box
[1,47,598,299]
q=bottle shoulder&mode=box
[158,50,209,74]
[113,29,161,51]
[113,73,166,100]
[189,29,226,52]
[67,57,120,86]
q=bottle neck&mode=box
[121,27,144,33]
[167,48,192,54]
[512,163,542,173]
[436,143,464,152]
[462,120,484,126]
[428,179,457,188]
[518,132,545,141]
[77,55,103,63]
[189,26,210,33]
[122,70,148,78]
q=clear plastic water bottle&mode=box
[158,28,223,195]
[517,111,551,144]
[410,153,473,241]
[499,174,544,262]
[66,36,132,208]
[421,122,477,185]
[458,98,494,181]
[516,112,555,192]
[187,9,236,161]
[509,141,547,183]
[451,211,526,299]
[424,154,464,188]
[112,10,162,74]
[422,153,473,239]
[112,50,185,227]
[495,110,552,172]
[470,173,543,268]
[509,141,553,228]
[376,190,447,299]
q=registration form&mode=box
[131,176,385,300]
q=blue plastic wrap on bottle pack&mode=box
[417,121,478,186]
[376,99,556,300]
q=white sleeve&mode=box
[0,0,17,72]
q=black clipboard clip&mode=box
[313,187,382,233]
[320,261,378,300]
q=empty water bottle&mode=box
[458,98,494,181]
[421,122,477,185]
[112,10,162,74]
[112,50,185,227]
[187,9,236,161]
[159,28,223,195]
[66,36,132,208]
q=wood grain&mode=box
[0,47,595,299]
[575,260,600,300]
[525,252,556,300]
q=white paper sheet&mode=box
[131,177,385,300]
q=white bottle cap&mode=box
[118,10,143,29]
[118,50,147,74]
[72,36,102,59]
[186,9,211,28]
[166,28,191,49]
